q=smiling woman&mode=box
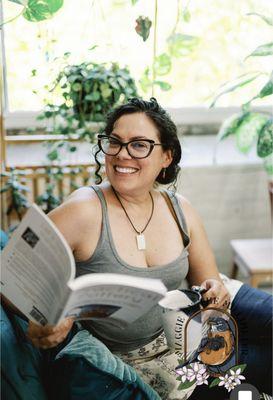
[19,97,232,399]
[3,97,272,399]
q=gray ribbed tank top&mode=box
[76,186,190,352]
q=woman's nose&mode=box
[116,145,132,159]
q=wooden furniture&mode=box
[230,238,272,288]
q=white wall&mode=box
[177,164,271,276]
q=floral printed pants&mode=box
[115,332,197,400]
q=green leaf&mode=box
[209,377,221,388]
[88,45,98,51]
[217,113,247,141]
[139,68,152,93]
[14,183,30,192]
[101,88,112,99]
[131,0,138,4]
[182,9,191,22]
[229,364,247,374]
[85,92,100,101]
[47,149,59,160]
[236,113,269,153]
[210,73,262,107]
[8,0,27,5]
[263,153,273,176]
[154,53,172,76]
[72,82,82,92]
[167,33,199,58]
[0,185,12,193]
[23,0,63,22]
[135,16,152,41]
[117,77,127,88]
[246,12,273,26]
[246,42,273,59]
[154,80,171,91]
[256,78,273,99]
[257,118,273,158]
[177,379,196,390]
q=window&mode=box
[2,0,272,114]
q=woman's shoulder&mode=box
[48,186,101,250]
[172,192,193,214]
[173,192,203,234]
[51,186,100,216]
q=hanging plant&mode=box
[39,59,138,140]
[136,0,198,96]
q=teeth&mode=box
[115,167,138,174]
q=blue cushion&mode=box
[1,306,159,400]
[0,230,9,251]
[1,305,48,400]
[50,355,153,400]
[49,329,160,400]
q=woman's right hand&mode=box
[27,317,74,349]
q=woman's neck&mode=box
[110,185,154,209]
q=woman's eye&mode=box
[131,141,148,149]
[109,139,120,146]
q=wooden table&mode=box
[230,238,273,288]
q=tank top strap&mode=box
[90,185,111,240]
[163,190,191,249]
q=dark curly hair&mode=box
[94,97,181,187]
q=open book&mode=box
[1,204,167,327]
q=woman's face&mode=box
[105,112,172,195]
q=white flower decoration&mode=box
[219,374,238,392]
[190,362,207,375]
[176,366,191,383]
[196,372,210,385]
[230,368,246,385]
[225,380,237,392]
[176,362,208,384]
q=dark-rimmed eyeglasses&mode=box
[97,134,163,159]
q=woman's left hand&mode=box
[200,279,231,309]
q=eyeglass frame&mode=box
[97,134,164,159]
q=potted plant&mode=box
[0,169,30,229]
[39,59,138,142]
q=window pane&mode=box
[3,0,272,111]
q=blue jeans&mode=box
[190,284,272,399]
[230,283,272,394]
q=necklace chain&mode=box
[112,187,154,235]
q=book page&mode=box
[1,204,75,325]
[59,273,167,326]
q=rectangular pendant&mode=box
[136,234,146,250]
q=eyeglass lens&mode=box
[99,137,152,158]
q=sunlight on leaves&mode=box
[23,0,63,22]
